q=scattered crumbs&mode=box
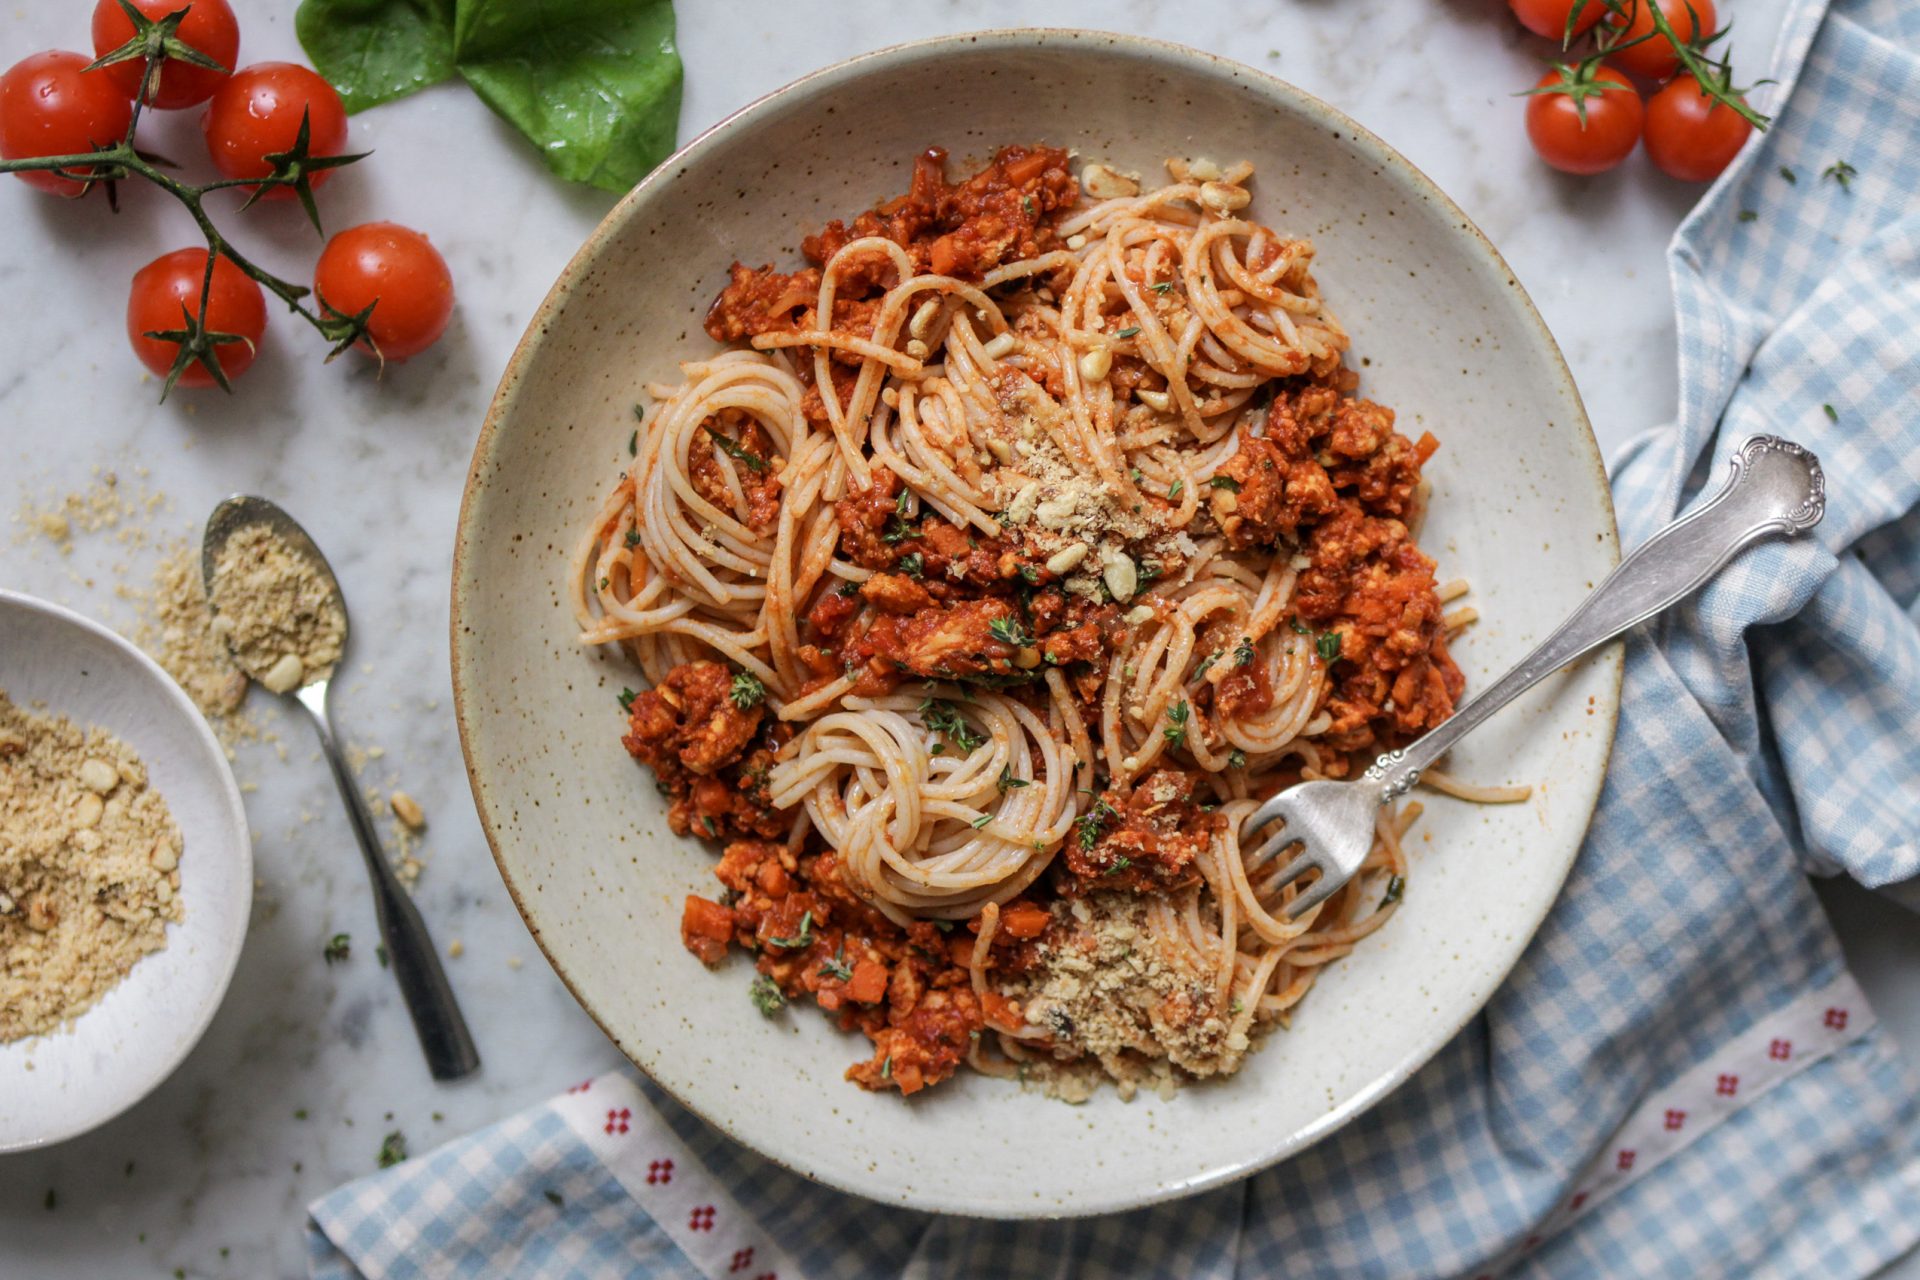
[507,955,523,971]
[323,932,351,965]
[431,1110,444,1122]
[390,790,426,831]
[1737,210,1758,223]
[447,938,464,959]
[133,542,253,733]
[544,1189,564,1208]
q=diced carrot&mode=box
[847,957,889,1004]
[756,860,790,897]
[981,990,1022,1030]
[1003,151,1048,185]
[999,903,1050,940]
[681,894,733,941]
[1413,431,1440,465]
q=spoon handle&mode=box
[1372,435,1825,799]
[298,682,481,1082]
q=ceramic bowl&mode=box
[453,30,1621,1216]
[0,591,252,1152]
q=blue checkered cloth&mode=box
[308,0,1920,1272]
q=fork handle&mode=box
[1368,435,1825,800]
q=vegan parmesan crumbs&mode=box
[207,524,346,694]
[0,691,184,1042]
[139,544,251,724]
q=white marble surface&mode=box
[0,1,1914,1276]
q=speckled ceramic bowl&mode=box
[453,31,1621,1217]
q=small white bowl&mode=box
[0,590,251,1153]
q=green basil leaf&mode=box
[454,0,683,193]
[295,0,458,114]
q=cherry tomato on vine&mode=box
[127,248,267,388]
[91,0,240,110]
[201,62,347,199]
[1525,64,1644,175]
[314,223,456,361]
[1606,0,1715,81]
[0,51,134,197]
[1508,0,1604,41]
[1643,78,1752,182]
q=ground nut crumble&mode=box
[0,690,184,1041]
[207,524,346,694]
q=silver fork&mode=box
[1241,435,1827,919]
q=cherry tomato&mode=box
[1606,0,1715,81]
[1508,0,1604,41]
[126,248,267,388]
[201,62,347,200]
[1525,65,1644,175]
[1643,78,1752,182]
[314,222,456,361]
[0,51,134,197]
[91,0,239,110]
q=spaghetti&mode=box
[570,146,1509,1097]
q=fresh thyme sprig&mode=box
[0,1,374,398]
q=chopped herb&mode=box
[718,887,740,907]
[1779,165,1797,184]
[998,764,1030,792]
[1115,326,1141,339]
[1227,748,1248,769]
[1193,651,1220,680]
[1209,475,1242,492]
[920,698,986,753]
[1230,997,1244,1014]
[1822,159,1857,191]
[376,944,389,969]
[988,616,1033,648]
[628,427,639,457]
[633,404,646,424]
[624,529,641,548]
[323,933,351,965]
[1383,874,1405,906]
[1103,855,1133,876]
[1167,479,1184,501]
[544,1189,565,1208]
[933,919,955,933]
[700,815,719,838]
[749,974,786,1015]
[1737,210,1758,223]
[1076,799,1117,850]
[1316,631,1343,662]
[1022,195,1035,218]
[880,1055,894,1080]
[1149,281,1174,294]
[598,576,609,591]
[618,687,637,713]
[971,814,993,830]
[729,670,766,710]
[377,1131,407,1168]
[1164,700,1190,749]
[703,423,768,472]
[819,945,853,982]
[768,910,814,950]
[1822,403,1838,423]
[898,552,925,579]
[294,1108,308,1120]
[1234,636,1256,666]
[1130,468,1146,485]
[1289,617,1311,635]
[837,579,862,597]
[881,511,917,544]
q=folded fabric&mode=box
[310,0,1920,1273]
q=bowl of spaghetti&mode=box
[453,30,1621,1216]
